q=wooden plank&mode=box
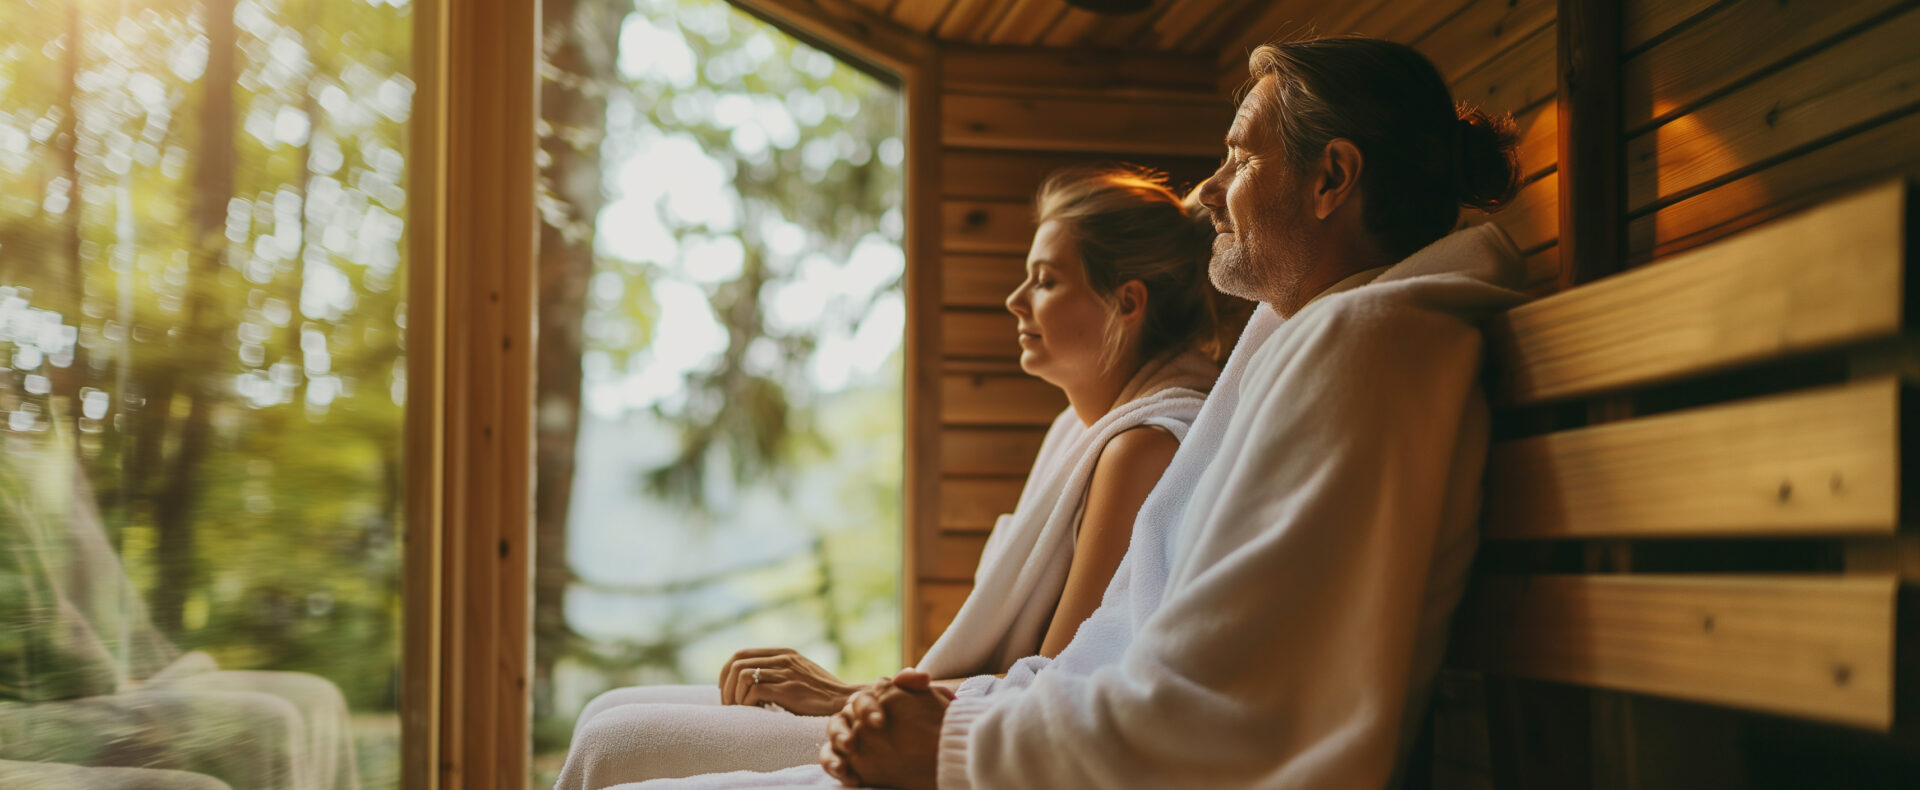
[929,530,993,581]
[1489,180,1908,405]
[942,426,1049,476]
[1625,6,1920,212]
[939,477,1026,531]
[942,92,1234,157]
[1622,0,1906,132]
[1513,100,1558,180]
[943,308,1020,358]
[943,253,1025,308]
[941,371,1066,425]
[1461,169,1558,252]
[404,2,451,786]
[1522,242,1559,289]
[1142,0,1238,51]
[1040,8,1106,47]
[1557,0,1621,288]
[1449,21,1557,117]
[1623,0,1718,52]
[1486,379,1900,539]
[1415,0,1556,83]
[892,0,956,34]
[940,149,1221,201]
[985,0,1068,46]
[943,198,1035,254]
[936,0,1018,41]
[1627,105,1920,262]
[1214,0,1465,93]
[914,580,973,659]
[941,45,1219,93]
[1454,574,1898,730]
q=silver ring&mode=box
[752,667,762,684]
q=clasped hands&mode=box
[718,650,951,788]
[820,670,952,790]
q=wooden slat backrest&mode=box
[1464,180,1911,733]
[1453,574,1899,730]
[1485,378,1900,539]
[1488,180,1908,406]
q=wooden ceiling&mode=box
[837,1,1450,59]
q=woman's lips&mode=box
[1017,332,1041,345]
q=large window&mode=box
[0,1,411,787]
[529,0,906,784]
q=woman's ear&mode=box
[1116,280,1149,327]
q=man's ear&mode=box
[1115,280,1149,328]
[1314,139,1364,220]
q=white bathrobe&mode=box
[558,352,1217,789]
[620,224,1525,790]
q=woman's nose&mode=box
[1006,282,1028,316]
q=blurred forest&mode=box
[0,0,903,787]
[532,0,905,781]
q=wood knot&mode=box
[1701,615,1716,634]
[1765,103,1781,129]
[1777,480,1793,502]
[1833,663,1853,686]
[498,538,511,558]
[964,208,989,228]
[968,122,988,133]
[1830,473,1844,494]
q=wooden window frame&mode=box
[401,1,937,786]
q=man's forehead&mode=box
[1227,78,1276,148]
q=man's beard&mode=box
[1208,221,1312,315]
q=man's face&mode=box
[1198,78,1314,313]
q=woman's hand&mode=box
[718,647,861,716]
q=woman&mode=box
[556,166,1233,789]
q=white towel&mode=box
[917,350,1218,679]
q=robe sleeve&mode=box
[938,296,1491,790]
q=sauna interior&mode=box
[1,0,1916,788]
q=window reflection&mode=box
[0,1,410,787]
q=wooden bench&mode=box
[1430,179,1916,786]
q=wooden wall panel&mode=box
[1416,0,1557,83]
[1450,21,1558,117]
[942,92,1232,156]
[942,253,1025,307]
[1623,6,1920,213]
[1623,0,1920,262]
[941,426,1049,475]
[942,149,1220,201]
[940,372,1065,426]
[1621,0,1908,131]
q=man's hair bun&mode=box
[1452,106,1521,211]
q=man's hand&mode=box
[821,670,952,790]
[718,648,859,716]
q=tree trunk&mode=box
[533,0,623,729]
[150,0,237,636]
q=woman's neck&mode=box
[1062,354,1147,427]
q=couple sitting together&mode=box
[561,36,1528,790]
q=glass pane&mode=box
[531,0,905,785]
[0,1,412,788]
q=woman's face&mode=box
[1006,219,1114,388]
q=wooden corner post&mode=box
[406,0,540,786]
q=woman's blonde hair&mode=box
[1033,166,1239,371]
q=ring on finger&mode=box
[753,667,763,684]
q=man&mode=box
[815,37,1529,790]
